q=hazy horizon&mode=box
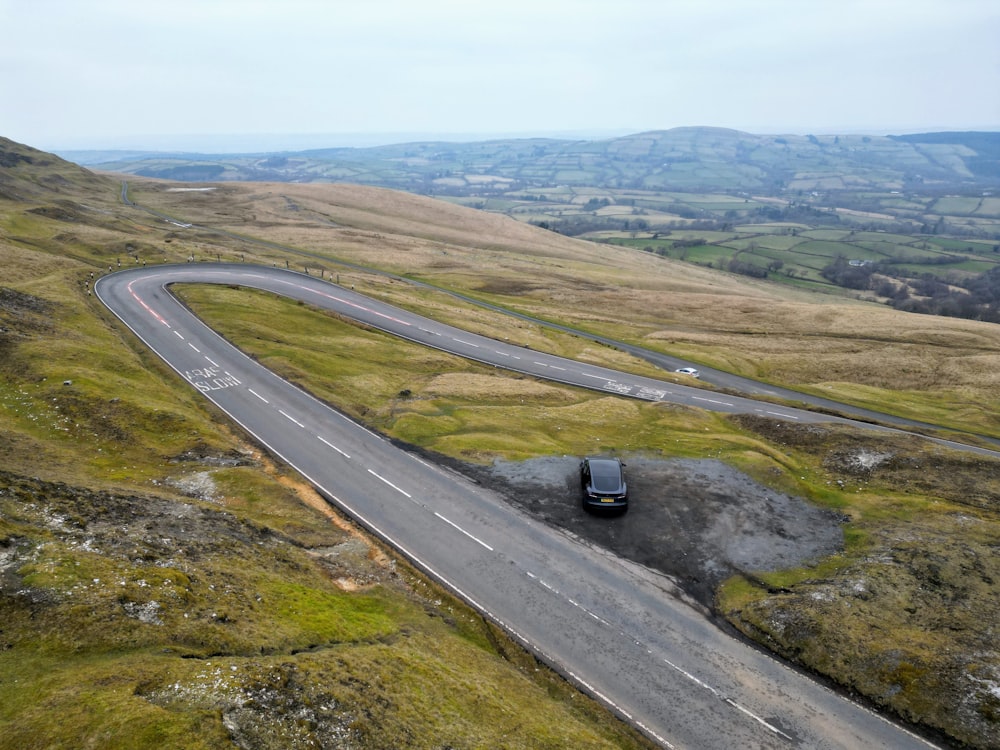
[41,123,1000,157]
[4,1,998,154]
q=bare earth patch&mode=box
[465,454,845,608]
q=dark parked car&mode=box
[580,456,628,513]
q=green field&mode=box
[595,214,1000,297]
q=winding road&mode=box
[95,262,943,749]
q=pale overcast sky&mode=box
[2,0,998,152]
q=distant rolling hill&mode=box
[63,127,1000,195]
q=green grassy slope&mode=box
[0,137,655,750]
[3,135,1000,747]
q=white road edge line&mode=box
[567,671,633,720]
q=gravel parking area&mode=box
[465,454,845,608]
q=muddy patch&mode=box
[469,455,845,607]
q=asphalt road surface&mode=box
[96,263,943,749]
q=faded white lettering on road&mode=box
[636,386,668,401]
[183,366,241,393]
[603,381,633,395]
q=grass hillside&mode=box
[0,137,111,201]
[0,138,655,750]
[2,135,1000,746]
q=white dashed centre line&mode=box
[692,396,734,407]
[278,409,305,428]
[766,410,800,420]
[367,469,412,498]
[188,342,200,353]
[248,388,268,403]
[318,435,350,458]
[726,699,795,740]
[433,512,494,551]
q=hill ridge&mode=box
[56,127,1000,194]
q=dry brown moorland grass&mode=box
[127,177,1000,435]
[421,372,576,402]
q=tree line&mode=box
[821,256,1000,323]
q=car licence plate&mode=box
[600,498,615,503]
